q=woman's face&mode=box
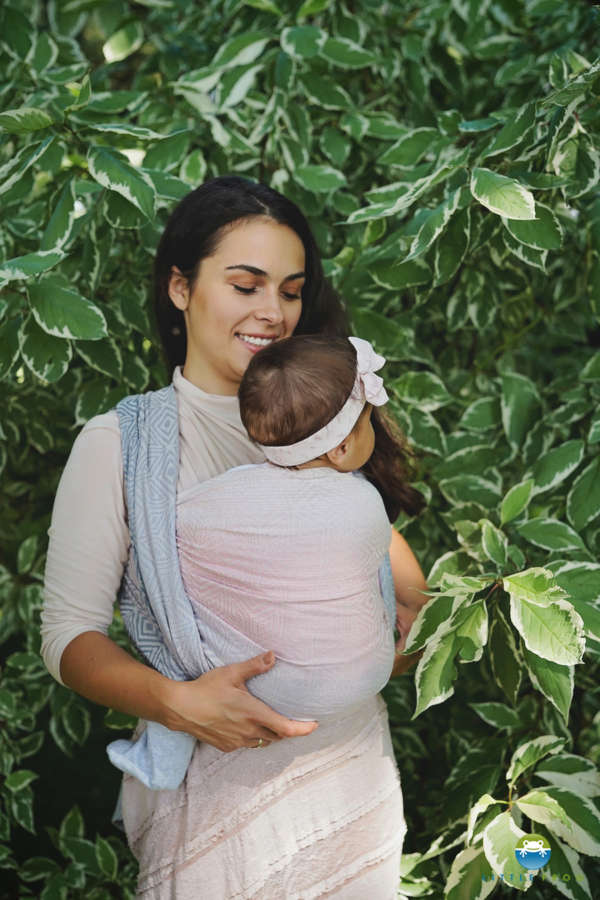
[168,217,305,394]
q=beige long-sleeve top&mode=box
[40,366,267,687]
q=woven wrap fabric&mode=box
[107,385,202,790]
[106,385,398,792]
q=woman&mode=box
[41,176,428,897]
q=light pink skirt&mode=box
[121,692,407,899]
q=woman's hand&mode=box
[160,651,319,752]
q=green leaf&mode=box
[28,277,107,341]
[404,189,462,262]
[402,407,447,456]
[489,608,522,705]
[102,22,144,62]
[281,25,327,59]
[81,121,168,141]
[404,591,466,653]
[470,702,520,730]
[62,702,91,745]
[482,102,536,158]
[535,754,600,797]
[412,630,459,718]
[516,517,587,553]
[444,844,495,899]
[0,107,53,134]
[506,573,584,665]
[16,535,38,573]
[20,314,73,382]
[434,205,471,286]
[470,168,535,220]
[480,520,508,569]
[5,770,38,792]
[523,644,574,721]
[551,562,600,644]
[294,165,345,193]
[218,63,263,109]
[458,117,500,132]
[10,787,35,833]
[500,479,534,525]
[61,836,102,874]
[76,337,122,379]
[19,857,61,882]
[439,475,501,508]
[566,457,600,531]
[459,397,500,432]
[532,439,585,495]
[319,37,375,68]
[507,735,566,786]
[517,787,600,856]
[503,202,563,251]
[87,147,156,220]
[481,811,528,887]
[380,128,440,167]
[297,0,329,17]
[242,0,282,13]
[455,600,488,662]
[103,191,148,229]
[41,178,78,251]
[213,31,271,68]
[0,315,22,378]
[0,136,55,196]
[501,372,540,451]
[95,836,118,880]
[300,73,352,109]
[0,250,65,282]
[369,258,431,289]
[179,149,207,185]
[534,825,593,900]
[319,127,351,167]
[60,807,84,841]
[391,371,452,412]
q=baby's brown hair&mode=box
[238,334,425,523]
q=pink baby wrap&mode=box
[176,460,396,722]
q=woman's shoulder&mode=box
[79,410,120,436]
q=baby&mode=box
[108,334,423,787]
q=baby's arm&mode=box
[388,527,428,676]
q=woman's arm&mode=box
[42,417,318,750]
[388,526,429,677]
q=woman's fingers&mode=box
[227,652,320,739]
[163,652,319,751]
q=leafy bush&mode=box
[1,0,599,897]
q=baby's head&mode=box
[238,334,371,470]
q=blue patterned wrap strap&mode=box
[106,386,203,790]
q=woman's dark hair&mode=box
[153,175,350,377]
[238,334,426,523]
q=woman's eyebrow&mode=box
[225,264,306,280]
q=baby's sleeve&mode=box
[40,412,131,687]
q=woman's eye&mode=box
[233,285,255,295]
[233,284,301,301]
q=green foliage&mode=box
[1,0,600,897]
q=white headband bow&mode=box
[257,336,389,467]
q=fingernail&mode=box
[263,652,274,664]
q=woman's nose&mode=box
[253,287,285,322]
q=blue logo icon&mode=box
[514,834,552,870]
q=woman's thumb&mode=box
[232,651,275,683]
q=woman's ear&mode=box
[168,266,189,311]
